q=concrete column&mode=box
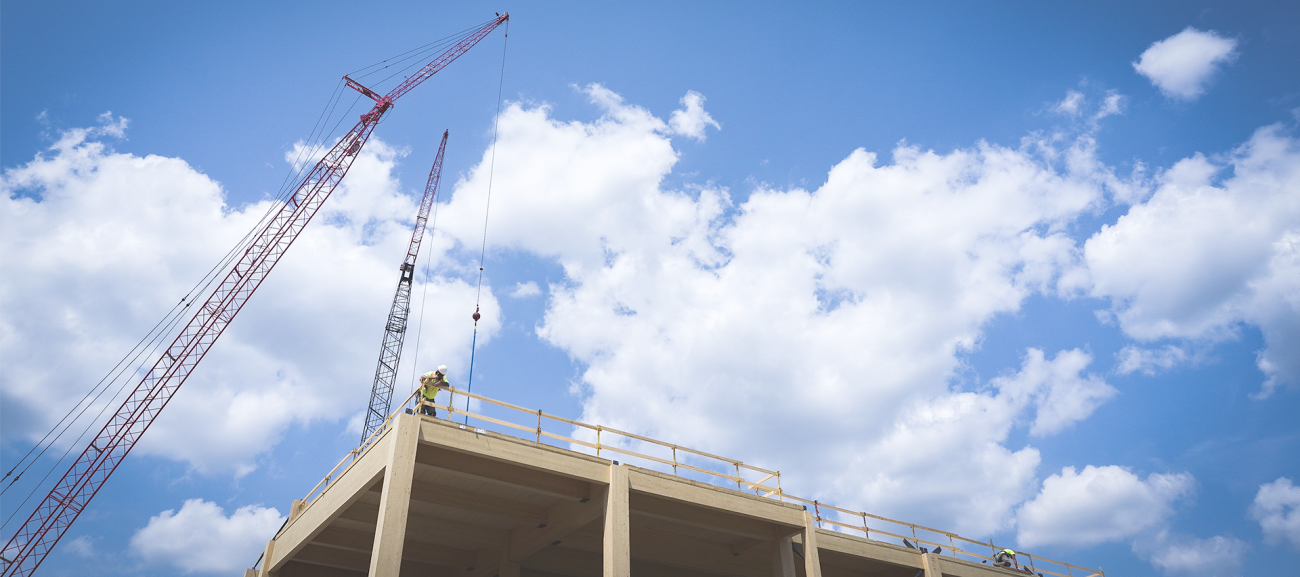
[921,552,944,577]
[772,535,796,577]
[801,510,823,577]
[603,464,630,577]
[368,412,420,577]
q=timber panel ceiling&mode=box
[271,415,981,577]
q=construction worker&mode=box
[417,365,449,417]
[994,549,1018,569]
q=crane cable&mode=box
[464,19,509,424]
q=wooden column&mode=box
[603,464,630,577]
[368,413,420,577]
[500,531,520,577]
[772,535,796,577]
[921,552,944,577]
[257,538,275,577]
[801,510,823,577]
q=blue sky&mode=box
[3,2,1299,576]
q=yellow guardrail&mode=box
[298,387,1102,577]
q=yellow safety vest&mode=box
[420,372,447,401]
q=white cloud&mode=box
[668,90,720,140]
[1133,28,1238,101]
[1084,124,1300,397]
[130,499,284,574]
[1016,465,1193,548]
[431,86,1129,536]
[994,348,1117,437]
[1054,90,1085,116]
[1250,477,1300,549]
[63,536,96,558]
[1094,91,1124,122]
[1117,344,1189,375]
[510,280,541,298]
[0,118,500,474]
[1138,531,1249,577]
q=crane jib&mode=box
[1,13,507,577]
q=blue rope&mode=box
[464,323,478,425]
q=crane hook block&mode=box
[472,308,481,322]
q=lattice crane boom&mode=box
[1,14,507,577]
[361,129,448,443]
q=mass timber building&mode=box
[248,392,1102,577]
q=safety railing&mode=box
[297,387,1102,577]
[793,497,1102,577]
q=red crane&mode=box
[0,14,507,577]
[361,130,448,443]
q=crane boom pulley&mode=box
[0,13,507,577]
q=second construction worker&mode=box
[418,365,450,417]
[994,549,1018,569]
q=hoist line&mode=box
[464,19,509,424]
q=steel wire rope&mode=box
[270,78,346,201]
[0,186,290,498]
[355,38,464,85]
[346,21,489,79]
[0,77,358,519]
[269,90,362,205]
[407,183,442,402]
[0,298,198,532]
[0,190,298,527]
[463,20,509,424]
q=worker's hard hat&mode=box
[436,365,448,375]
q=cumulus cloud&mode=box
[1016,465,1193,548]
[1084,124,1300,397]
[510,280,541,298]
[1054,90,1085,116]
[994,348,1117,437]
[668,90,720,140]
[1117,344,1189,375]
[1051,89,1125,127]
[431,85,1132,536]
[1133,28,1238,101]
[63,536,96,558]
[1250,477,1300,549]
[130,499,284,574]
[0,118,500,474]
[1137,531,1249,577]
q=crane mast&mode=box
[0,14,507,577]
[361,130,448,443]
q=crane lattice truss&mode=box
[0,14,507,577]
[362,130,448,443]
